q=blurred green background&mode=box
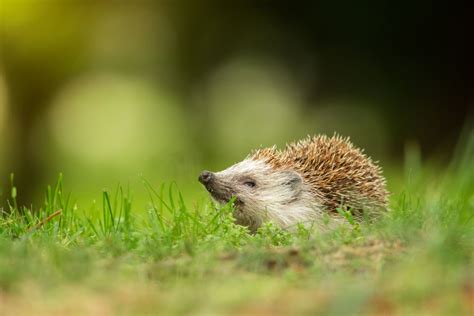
[0,1,471,207]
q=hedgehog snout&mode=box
[198,170,213,185]
[198,171,236,203]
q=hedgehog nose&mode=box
[199,171,213,184]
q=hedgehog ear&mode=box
[281,171,302,191]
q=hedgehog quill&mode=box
[199,135,388,232]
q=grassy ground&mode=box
[1,136,473,315]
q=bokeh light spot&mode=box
[205,58,305,160]
[49,73,185,167]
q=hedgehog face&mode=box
[199,159,317,231]
[199,135,388,231]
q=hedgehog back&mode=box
[251,135,388,216]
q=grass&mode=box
[0,135,473,315]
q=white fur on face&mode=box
[213,159,325,230]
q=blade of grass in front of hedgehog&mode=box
[142,178,173,231]
[177,188,207,235]
[103,191,113,234]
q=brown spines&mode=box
[251,135,388,214]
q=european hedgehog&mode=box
[199,135,388,232]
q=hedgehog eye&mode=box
[243,180,256,188]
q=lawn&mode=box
[0,136,473,315]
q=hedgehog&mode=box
[198,135,388,232]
